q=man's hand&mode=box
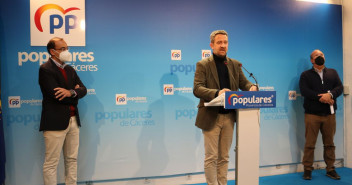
[219,88,231,95]
[327,99,335,105]
[249,85,258,91]
[54,87,71,101]
[318,93,333,105]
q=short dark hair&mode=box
[47,37,63,55]
[210,30,228,43]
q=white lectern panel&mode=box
[236,109,260,185]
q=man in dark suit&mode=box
[193,30,257,185]
[39,37,87,185]
[300,49,343,180]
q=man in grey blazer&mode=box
[193,30,257,185]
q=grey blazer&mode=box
[193,55,253,130]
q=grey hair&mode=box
[210,30,228,43]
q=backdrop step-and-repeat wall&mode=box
[0,0,343,184]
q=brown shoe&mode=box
[303,170,312,180]
[326,170,340,180]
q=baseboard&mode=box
[84,159,344,185]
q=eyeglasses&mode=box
[54,47,69,52]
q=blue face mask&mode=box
[315,56,325,66]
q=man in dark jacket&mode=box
[299,49,343,180]
[39,37,87,185]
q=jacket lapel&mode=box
[209,56,220,88]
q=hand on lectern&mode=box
[249,85,258,91]
[219,88,231,95]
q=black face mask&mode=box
[315,56,325,66]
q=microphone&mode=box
[239,64,258,86]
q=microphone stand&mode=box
[241,65,258,88]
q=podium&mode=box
[205,91,276,185]
[235,108,260,185]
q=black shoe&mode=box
[303,170,312,180]
[326,170,340,180]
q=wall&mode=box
[343,0,352,168]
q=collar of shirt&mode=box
[51,57,67,69]
[313,66,324,73]
[313,67,324,80]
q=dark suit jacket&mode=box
[39,59,87,131]
[299,67,343,115]
[193,56,253,131]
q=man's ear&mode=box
[49,49,55,56]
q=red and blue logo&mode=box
[8,96,21,108]
[34,4,80,34]
[171,50,181,60]
[116,96,126,102]
[202,50,211,59]
[116,94,127,105]
[163,84,174,95]
[227,93,243,106]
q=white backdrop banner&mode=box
[0,0,344,184]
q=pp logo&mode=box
[202,50,211,59]
[8,96,21,108]
[163,84,174,95]
[171,50,181,60]
[116,94,127,105]
[288,91,297,100]
[227,94,243,106]
[30,0,86,46]
[35,4,80,34]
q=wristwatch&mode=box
[70,90,76,97]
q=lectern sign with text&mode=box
[225,91,276,109]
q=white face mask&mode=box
[54,50,72,62]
